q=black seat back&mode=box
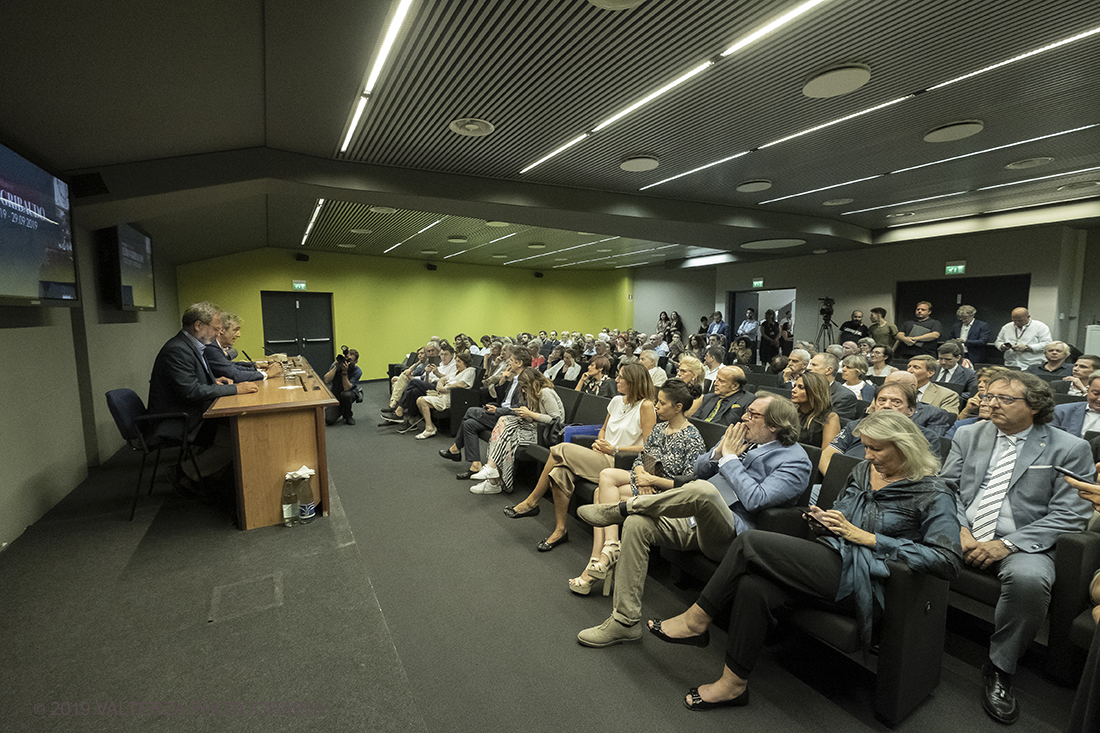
[555,387,584,424]
[817,453,862,509]
[572,393,611,426]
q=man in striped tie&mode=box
[941,371,1094,725]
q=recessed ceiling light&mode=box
[924,120,984,143]
[576,232,595,235]
[597,249,612,253]
[1057,180,1100,191]
[885,212,915,219]
[369,206,397,214]
[555,257,568,261]
[349,228,373,234]
[1005,157,1054,170]
[448,118,495,137]
[337,244,356,249]
[588,0,646,9]
[528,243,546,249]
[421,249,438,255]
[485,221,509,228]
[740,238,806,250]
[813,248,829,254]
[802,64,871,98]
[822,197,854,206]
[492,254,508,258]
[621,156,660,172]
[736,179,772,193]
[447,235,468,243]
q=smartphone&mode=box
[1054,465,1095,483]
[803,512,838,537]
[427,355,442,366]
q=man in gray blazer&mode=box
[1051,372,1100,439]
[941,371,1094,725]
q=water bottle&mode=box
[281,478,299,527]
[298,479,316,524]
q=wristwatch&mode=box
[1001,538,1019,554]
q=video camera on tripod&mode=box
[819,297,835,319]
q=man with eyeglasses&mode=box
[941,371,1094,725]
[1051,372,1100,439]
[575,394,812,647]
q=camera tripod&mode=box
[815,316,837,351]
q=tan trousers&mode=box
[548,442,614,497]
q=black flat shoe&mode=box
[439,448,461,462]
[648,618,710,648]
[457,470,475,480]
[537,532,569,552]
[504,504,540,519]
[684,687,749,711]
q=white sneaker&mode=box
[471,465,500,480]
[469,480,501,495]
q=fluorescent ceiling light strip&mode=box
[591,62,713,133]
[365,0,416,94]
[982,193,1100,215]
[975,165,1100,191]
[757,96,911,150]
[927,25,1100,93]
[616,261,651,268]
[340,96,369,153]
[891,124,1100,175]
[842,191,967,215]
[721,0,832,56]
[384,217,443,254]
[504,236,619,266]
[300,198,325,245]
[450,231,519,259]
[639,151,749,190]
[519,134,589,174]
[758,174,884,204]
[885,213,975,228]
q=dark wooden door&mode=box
[259,291,335,371]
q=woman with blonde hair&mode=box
[790,371,841,447]
[469,368,565,494]
[504,363,656,552]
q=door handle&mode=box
[304,338,332,343]
[267,339,295,344]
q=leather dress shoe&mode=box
[982,663,1019,725]
[439,448,462,462]
[537,532,569,552]
[456,470,475,480]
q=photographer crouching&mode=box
[324,346,362,426]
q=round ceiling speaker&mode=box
[620,156,659,172]
[740,238,806,250]
[803,65,871,98]
[736,179,772,193]
[448,118,495,137]
[588,0,646,9]
[923,120,984,143]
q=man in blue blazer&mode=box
[576,394,812,646]
[941,371,1094,724]
[1051,373,1100,438]
[948,305,991,364]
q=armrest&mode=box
[1049,530,1100,666]
[756,507,814,539]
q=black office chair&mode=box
[105,389,202,520]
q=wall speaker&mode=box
[534,271,544,278]
[426,262,438,271]
[295,253,309,262]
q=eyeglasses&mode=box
[743,408,766,420]
[979,393,1024,405]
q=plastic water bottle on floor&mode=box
[281,476,299,527]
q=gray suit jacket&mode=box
[941,421,1094,553]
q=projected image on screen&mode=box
[0,143,76,302]
[117,223,155,310]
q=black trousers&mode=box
[696,530,854,679]
[398,378,430,412]
[454,407,499,463]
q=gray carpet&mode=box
[0,380,1079,732]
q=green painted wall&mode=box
[177,248,635,378]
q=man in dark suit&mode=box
[935,343,977,398]
[204,312,270,383]
[806,352,858,420]
[949,304,991,364]
[694,366,755,426]
[1051,372,1100,439]
[881,371,955,438]
[941,371,1094,724]
[576,394,812,646]
[148,302,259,482]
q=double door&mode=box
[260,291,336,371]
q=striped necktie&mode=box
[971,435,1019,542]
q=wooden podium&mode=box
[204,358,337,530]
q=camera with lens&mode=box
[818,297,835,318]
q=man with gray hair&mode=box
[949,305,991,363]
[639,350,667,388]
[781,348,810,387]
[1026,341,1073,378]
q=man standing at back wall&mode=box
[895,301,942,359]
[996,308,1051,370]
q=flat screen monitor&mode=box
[0,142,77,305]
[114,223,156,311]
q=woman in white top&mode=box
[840,354,874,402]
[504,363,656,552]
[414,352,477,439]
[868,345,898,377]
[469,369,565,494]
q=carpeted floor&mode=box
[0,380,1081,732]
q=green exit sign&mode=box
[945,265,966,275]
[292,280,307,291]
[752,278,764,288]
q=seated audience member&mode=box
[639,349,668,389]
[653,333,670,358]
[857,336,876,356]
[867,306,898,349]
[940,370,1094,724]
[934,342,978,399]
[949,304,991,364]
[388,347,427,410]
[148,302,260,485]
[540,345,563,375]
[324,349,363,426]
[667,336,686,366]
[807,352,858,421]
[731,338,753,366]
[1065,355,1100,396]
[412,351,477,439]
[781,348,810,387]
[546,348,582,383]
[675,355,707,415]
[568,379,706,594]
[796,340,819,356]
[1027,341,1073,378]
[907,355,960,415]
[688,334,707,361]
[1052,371,1100,439]
[385,343,458,429]
[575,393,813,647]
[1059,477,1100,733]
[882,371,955,439]
[583,336,597,357]
[204,312,270,383]
[839,355,874,402]
[468,368,564,495]
[689,366,756,425]
[791,372,841,448]
[822,381,939,473]
[648,410,960,709]
[471,335,492,355]
[504,364,657,552]
[947,367,1010,440]
[528,339,546,370]
[841,341,860,357]
[576,355,617,398]
[703,346,725,385]
[384,342,440,417]
[437,351,532,477]
[867,344,897,377]
[767,354,788,375]
[825,345,846,368]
